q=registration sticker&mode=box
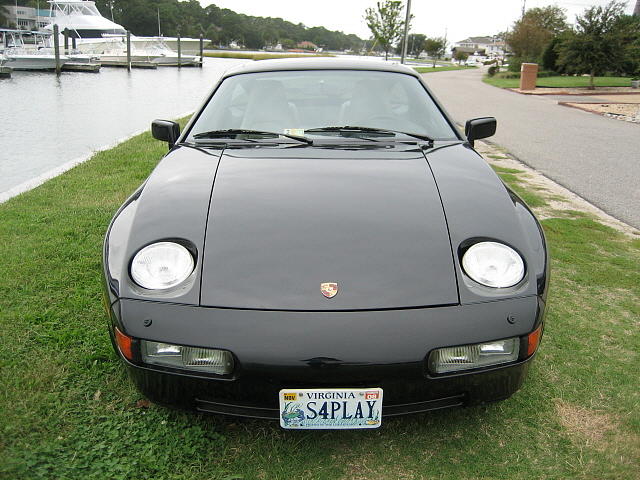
[279,388,383,429]
[283,128,305,136]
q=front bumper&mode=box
[108,296,544,418]
[126,358,530,418]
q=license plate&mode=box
[279,388,383,429]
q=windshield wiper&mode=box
[193,129,313,145]
[305,126,433,143]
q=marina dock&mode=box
[61,62,101,72]
[100,60,157,69]
[1,24,204,76]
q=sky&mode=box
[199,0,637,44]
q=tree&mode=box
[454,50,468,64]
[364,0,407,60]
[424,36,446,67]
[615,14,640,77]
[506,6,568,62]
[90,0,365,50]
[280,38,296,49]
[557,1,629,89]
[541,35,565,72]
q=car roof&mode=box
[222,57,420,78]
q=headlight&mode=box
[429,337,520,374]
[141,340,234,375]
[130,241,194,290]
[461,241,525,288]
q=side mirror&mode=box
[151,120,180,148]
[464,117,497,147]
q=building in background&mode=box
[3,5,53,30]
[452,35,506,61]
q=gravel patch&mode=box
[561,103,640,123]
[510,86,638,95]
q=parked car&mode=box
[103,58,548,429]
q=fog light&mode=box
[141,340,234,375]
[429,338,519,374]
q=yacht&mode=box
[130,38,201,66]
[43,1,206,55]
[0,29,70,70]
[75,36,199,67]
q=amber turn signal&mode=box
[526,325,543,357]
[115,327,134,361]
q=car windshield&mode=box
[187,70,458,142]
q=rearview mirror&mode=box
[152,120,180,148]
[465,117,497,147]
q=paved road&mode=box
[423,68,640,229]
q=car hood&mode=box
[200,149,459,310]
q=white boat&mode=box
[43,0,207,55]
[132,39,201,66]
[131,36,204,56]
[2,52,63,70]
[89,38,199,67]
[0,30,70,70]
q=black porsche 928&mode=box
[103,58,548,429]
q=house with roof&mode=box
[452,35,506,60]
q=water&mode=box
[0,57,247,199]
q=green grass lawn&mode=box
[1,128,638,479]
[414,65,478,73]
[483,74,633,89]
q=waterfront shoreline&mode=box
[0,56,247,197]
[0,129,146,205]
[0,111,193,205]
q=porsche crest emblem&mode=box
[320,282,338,298]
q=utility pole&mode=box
[634,0,640,16]
[444,27,448,59]
[400,0,411,64]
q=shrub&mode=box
[495,71,521,79]
[507,57,523,73]
[487,65,499,76]
[493,70,555,80]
